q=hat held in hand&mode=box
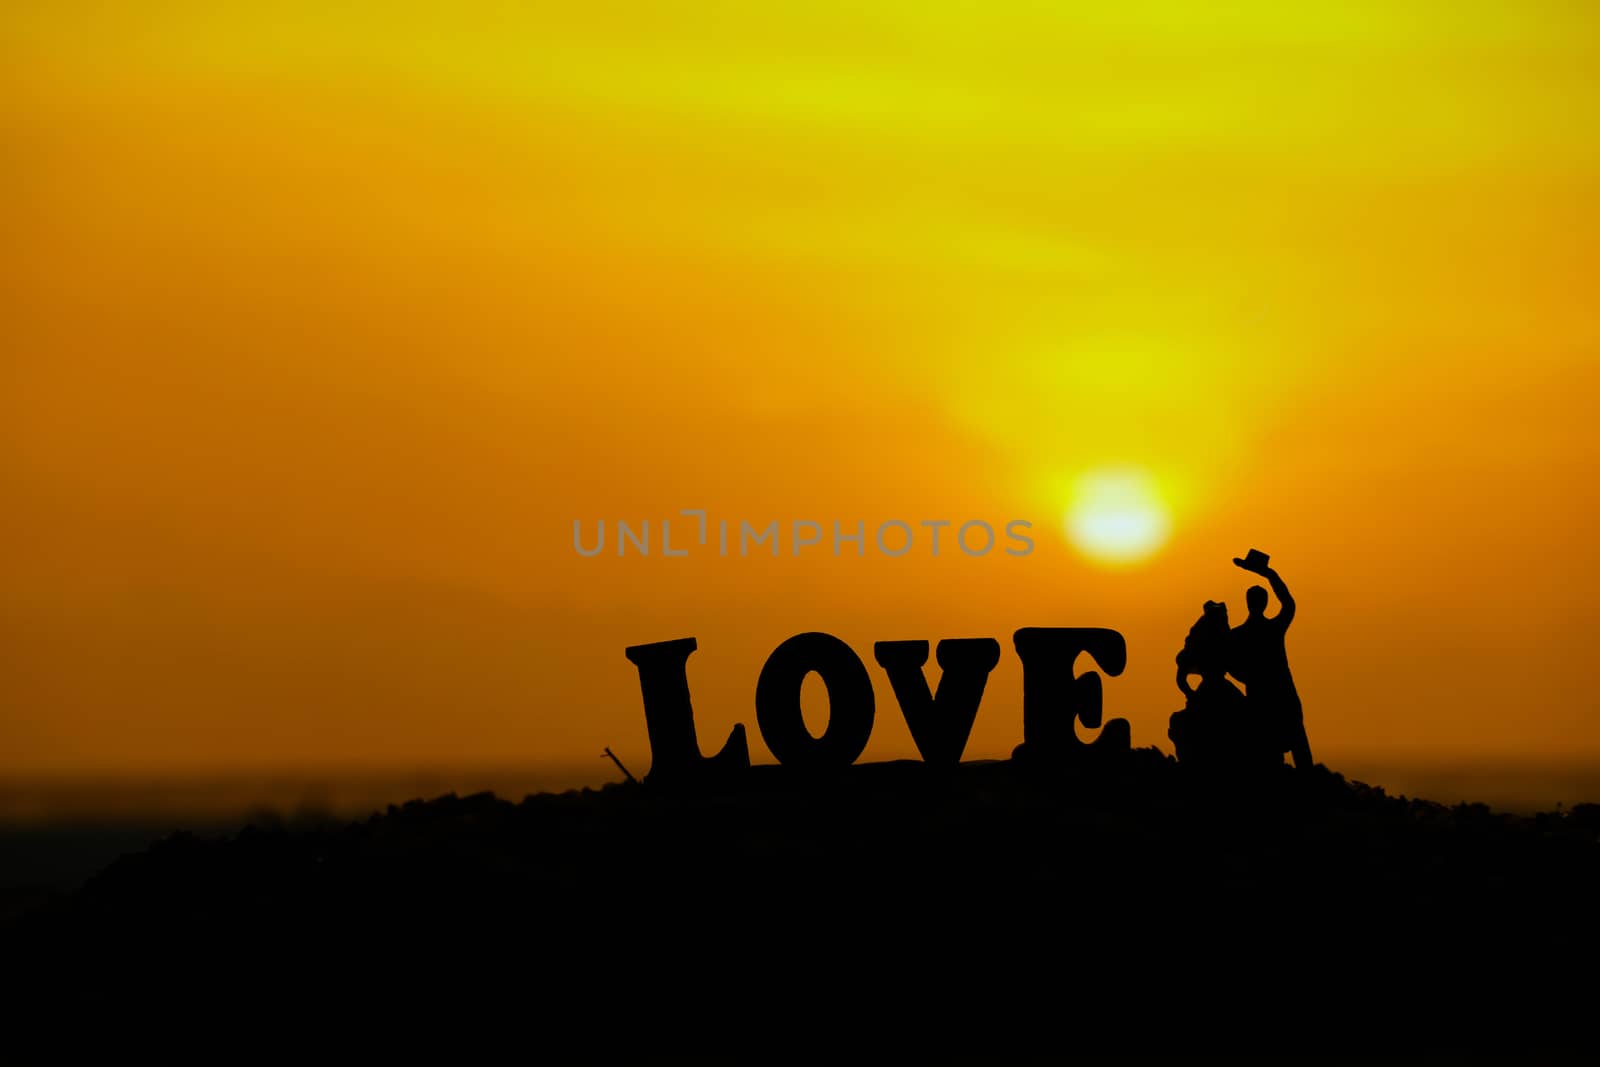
[1234,548,1270,572]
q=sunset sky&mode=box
[3,2,1597,783]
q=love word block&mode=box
[625,629,1130,784]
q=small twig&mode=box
[602,746,637,784]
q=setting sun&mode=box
[1064,469,1170,566]
[3,1,1597,777]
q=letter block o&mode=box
[756,632,876,770]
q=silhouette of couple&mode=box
[1168,550,1313,772]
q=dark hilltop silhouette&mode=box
[3,551,1598,1063]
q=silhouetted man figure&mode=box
[1229,551,1313,770]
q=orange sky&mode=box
[3,3,1597,778]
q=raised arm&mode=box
[1264,567,1295,627]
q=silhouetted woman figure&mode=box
[1168,602,1275,770]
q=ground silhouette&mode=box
[3,754,1598,1062]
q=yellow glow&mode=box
[2,2,1598,776]
[1064,469,1170,565]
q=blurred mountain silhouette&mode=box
[4,753,1598,1062]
